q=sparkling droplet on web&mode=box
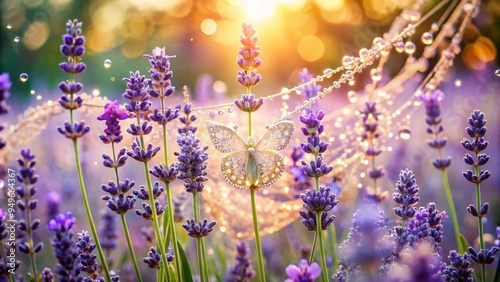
[394,41,405,53]
[342,56,354,69]
[103,59,112,68]
[218,110,224,115]
[370,69,382,82]
[14,36,20,43]
[398,127,411,140]
[20,73,28,82]
[421,32,434,45]
[227,108,233,113]
[323,68,333,78]
[495,69,500,77]
[454,79,462,87]
[233,124,238,131]
[359,48,369,58]
[6,24,12,29]
[405,42,416,54]
[431,23,439,32]
[347,90,358,103]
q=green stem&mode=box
[120,214,144,282]
[200,235,210,281]
[250,189,266,282]
[316,212,329,281]
[309,231,318,265]
[441,170,463,253]
[73,138,112,281]
[475,166,485,282]
[166,183,182,280]
[248,111,252,136]
[193,193,206,282]
[111,142,143,282]
[0,243,16,282]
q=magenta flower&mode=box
[97,100,129,121]
[285,259,321,282]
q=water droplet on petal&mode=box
[13,36,19,43]
[495,69,500,77]
[104,59,112,68]
[421,32,433,45]
[398,127,411,140]
[20,73,28,82]
[347,90,358,103]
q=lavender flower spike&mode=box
[98,100,128,144]
[143,47,176,97]
[234,94,264,113]
[236,20,262,88]
[175,131,209,193]
[182,219,217,238]
[0,73,12,115]
[227,241,256,281]
[47,212,80,281]
[285,259,321,282]
[393,168,420,220]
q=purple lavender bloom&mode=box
[301,155,333,178]
[182,219,216,238]
[227,241,256,281]
[299,111,324,136]
[59,30,85,73]
[299,210,335,231]
[143,247,174,268]
[462,110,490,185]
[301,135,328,155]
[300,187,338,212]
[393,169,420,220]
[234,94,264,113]
[16,149,44,256]
[59,94,83,110]
[236,21,262,88]
[419,89,451,170]
[123,71,151,116]
[144,47,176,96]
[441,251,474,281]
[0,209,7,241]
[467,247,499,265]
[285,259,321,282]
[127,121,153,136]
[127,138,160,162]
[133,181,164,200]
[99,209,117,252]
[47,212,80,281]
[77,230,103,281]
[46,192,61,223]
[57,121,90,139]
[98,101,128,144]
[41,268,55,282]
[135,201,164,220]
[175,132,209,193]
[178,103,197,134]
[150,107,179,126]
[298,69,321,114]
[150,163,177,184]
[0,73,12,115]
[102,148,128,168]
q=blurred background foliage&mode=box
[1,0,499,104]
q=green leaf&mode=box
[177,241,194,282]
[459,233,469,252]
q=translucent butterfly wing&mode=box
[206,121,248,153]
[255,121,295,151]
[253,150,285,188]
[221,151,249,190]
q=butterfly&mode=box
[206,120,295,190]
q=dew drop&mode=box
[323,68,333,78]
[405,42,416,54]
[398,127,411,140]
[13,36,19,43]
[421,32,433,45]
[227,108,233,113]
[394,41,405,53]
[233,124,238,131]
[347,90,358,103]
[495,69,500,77]
[103,59,112,68]
[20,73,28,82]
[348,80,355,86]
[218,110,224,115]
[454,79,462,87]
[36,95,42,100]
[431,23,439,32]
[372,37,384,48]
[370,69,382,82]
[342,56,353,69]
[30,90,35,95]
[6,24,12,29]
[359,48,369,58]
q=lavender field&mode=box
[1,0,500,281]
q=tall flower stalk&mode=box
[16,149,43,279]
[419,89,462,253]
[176,131,215,282]
[98,101,142,281]
[235,20,266,282]
[461,110,499,282]
[298,111,336,280]
[56,19,111,281]
[143,47,182,279]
